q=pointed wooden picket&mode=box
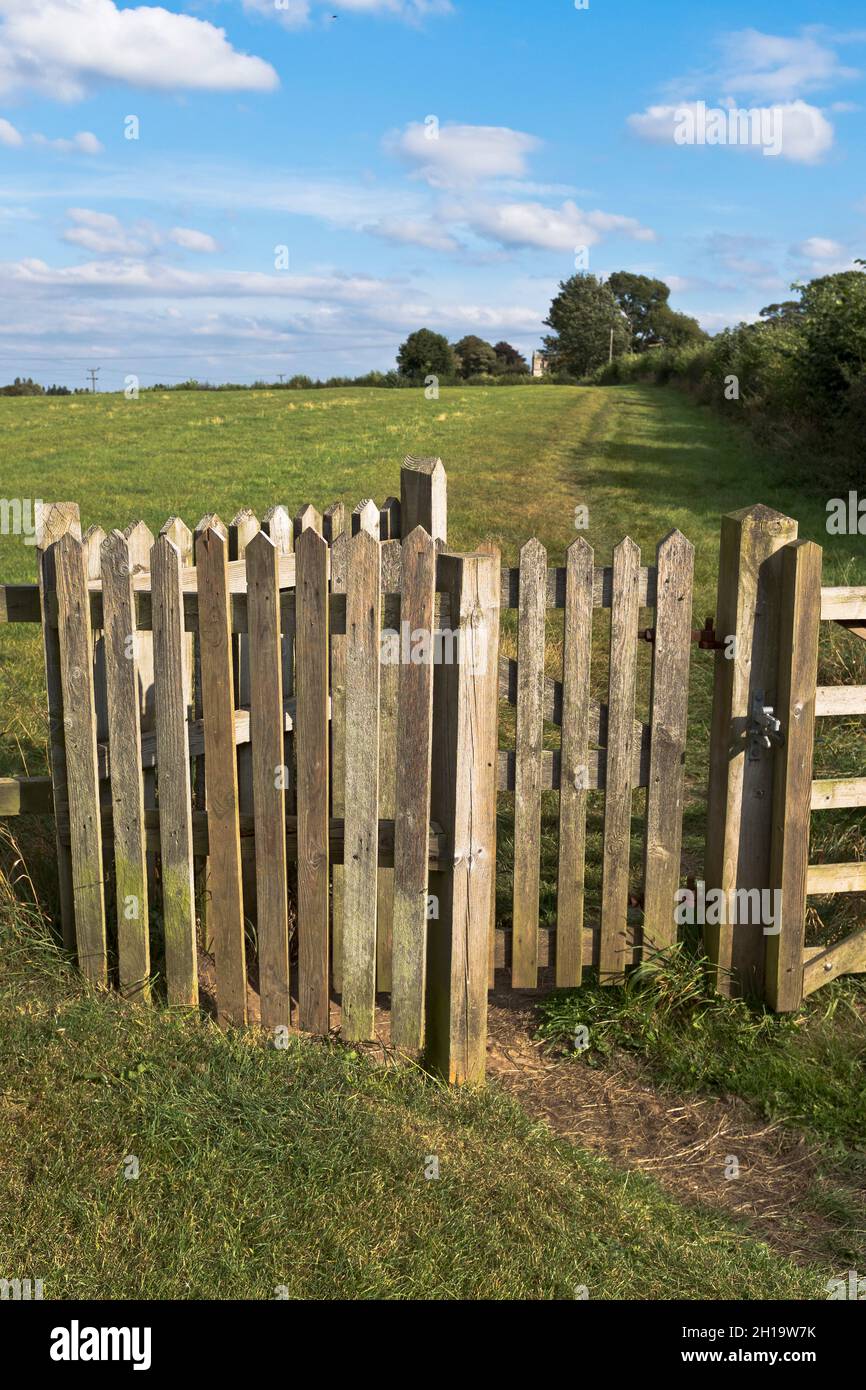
[342,528,381,1039]
[599,537,640,983]
[294,526,330,1034]
[246,530,290,1031]
[196,521,247,1025]
[54,531,107,985]
[152,533,198,1007]
[512,537,546,987]
[101,529,150,1001]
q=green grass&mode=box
[1,383,864,1295]
[537,947,866,1157]
[0,907,832,1300]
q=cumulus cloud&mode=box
[62,209,220,257]
[0,0,278,101]
[32,130,104,154]
[0,117,101,153]
[628,99,834,163]
[459,199,655,251]
[713,28,858,102]
[791,235,855,274]
[386,121,541,186]
[63,208,145,255]
[367,217,460,252]
[169,226,220,254]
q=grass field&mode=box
[1,383,864,1298]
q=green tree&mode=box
[396,329,456,381]
[543,274,630,376]
[608,271,707,351]
[452,334,498,378]
[492,340,529,373]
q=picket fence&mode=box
[1,460,865,1082]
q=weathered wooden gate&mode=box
[3,474,862,1083]
[703,504,866,1008]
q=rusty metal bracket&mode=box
[637,616,725,650]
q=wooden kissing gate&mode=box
[1,469,864,1083]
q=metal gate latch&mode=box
[747,689,784,760]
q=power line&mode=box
[86,367,101,393]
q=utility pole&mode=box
[87,367,100,393]
[277,373,286,385]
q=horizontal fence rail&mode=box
[2,463,865,1078]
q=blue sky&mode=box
[0,0,864,387]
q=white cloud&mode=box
[62,209,220,256]
[169,226,220,254]
[368,217,459,252]
[63,208,146,255]
[387,121,541,186]
[32,130,104,155]
[0,116,23,146]
[791,235,856,275]
[628,99,834,163]
[713,29,858,102]
[460,199,655,251]
[0,0,278,101]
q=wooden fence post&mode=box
[765,540,822,1011]
[400,457,447,545]
[36,502,81,951]
[426,549,500,1084]
[704,504,798,997]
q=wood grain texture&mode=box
[766,540,821,1011]
[351,498,380,538]
[599,537,640,984]
[294,504,323,538]
[806,862,866,894]
[803,924,866,995]
[390,527,436,1054]
[193,515,223,954]
[322,501,345,546]
[329,529,348,994]
[246,531,290,1030]
[426,551,499,1083]
[703,505,798,998]
[196,522,247,1026]
[815,686,866,716]
[159,518,194,717]
[511,538,547,988]
[230,509,260,931]
[555,537,593,987]
[811,777,866,809]
[642,530,694,954]
[341,528,381,1040]
[152,534,199,1008]
[101,529,150,1001]
[379,497,401,540]
[376,537,401,992]
[476,541,501,988]
[124,521,158,914]
[294,527,331,1034]
[400,458,447,545]
[83,525,108,745]
[36,502,81,950]
[54,531,107,984]
[820,586,866,621]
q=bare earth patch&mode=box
[484,988,846,1268]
